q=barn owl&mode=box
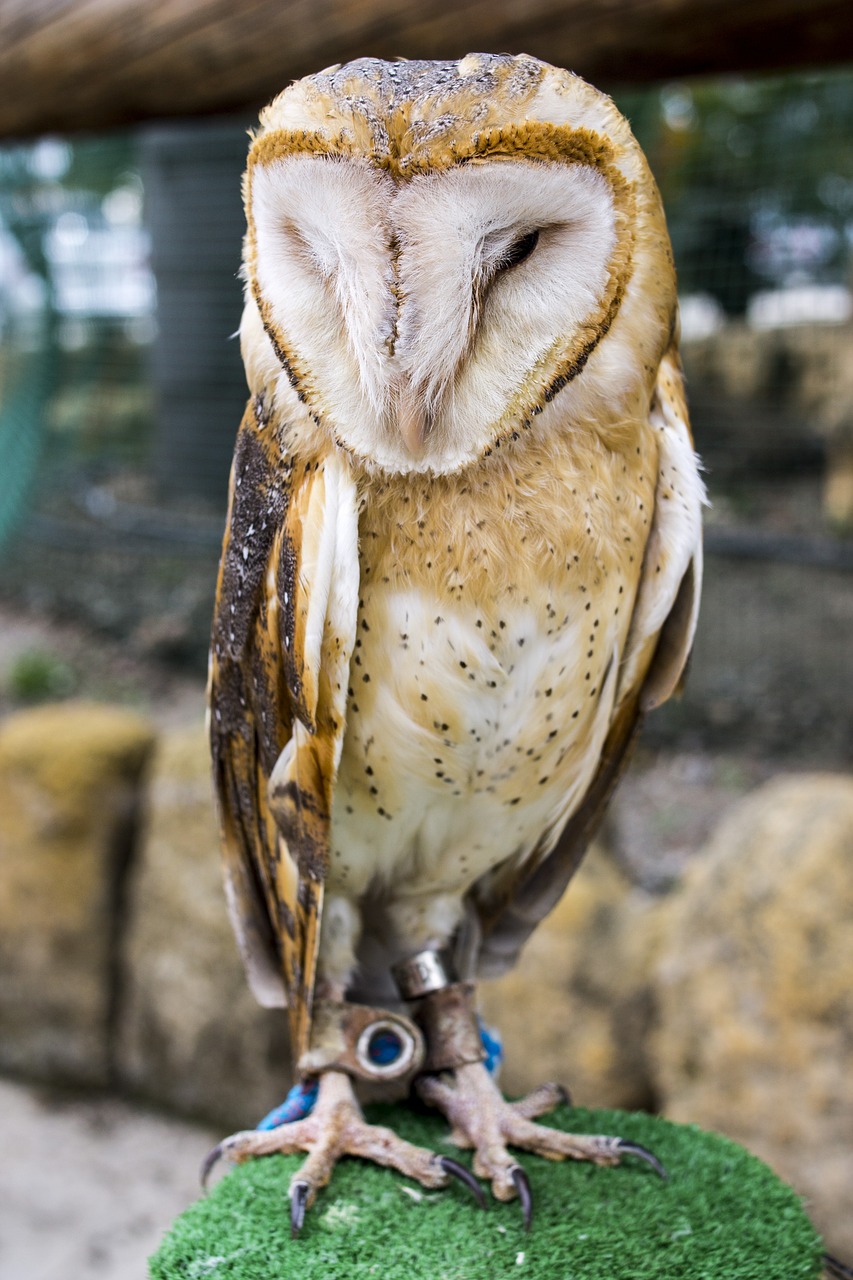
[205,52,704,1235]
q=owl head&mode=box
[240,54,676,476]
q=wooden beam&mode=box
[1,0,851,139]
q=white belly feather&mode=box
[330,578,623,932]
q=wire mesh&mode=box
[0,69,851,757]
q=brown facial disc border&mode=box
[245,122,636,463]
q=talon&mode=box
[615,1139,668,1180]
[511,1165,533,1231]
[290,1179,310,1239]
[439,1156,487,1209]
[825,1253,853,1280]
[200,1142,224,1189]
[554,1082,572,1107]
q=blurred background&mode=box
[0,3,851,1277]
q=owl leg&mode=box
[392,962,664,1228]
[201,1051,484,1237]
[417,1059,664,1227]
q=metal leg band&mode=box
[391,949,455,1000]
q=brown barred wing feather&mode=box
[208,398,359,1057]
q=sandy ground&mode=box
[0,1079,217,1280]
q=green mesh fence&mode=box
[0,68,851,754]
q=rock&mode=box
[0,702,155,1085]
[652,773,853,1261]
[682,321,853,516]
[480,843,661,1110]
[117,723,291,1129]
[825,442,853,529]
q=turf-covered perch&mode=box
[151,1104,823,1279]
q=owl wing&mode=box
[470,347,704,977]
[208,398,359,1057]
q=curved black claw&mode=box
[440,1156,487,1209]
[825,1253,853,1280]
[200,1142,224,1190]
[616,1140,668,1181]
[290,1180,310,1239]
[554,1082,572,1107]
[511,1165,534,1232]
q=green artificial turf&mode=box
[151,1104,823,1280]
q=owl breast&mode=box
[328,423,658,913]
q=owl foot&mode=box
[825,1253,853,1279]
[201,1068,484,1236]
[417,1061,666,1229]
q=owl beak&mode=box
[393,380,432,455]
